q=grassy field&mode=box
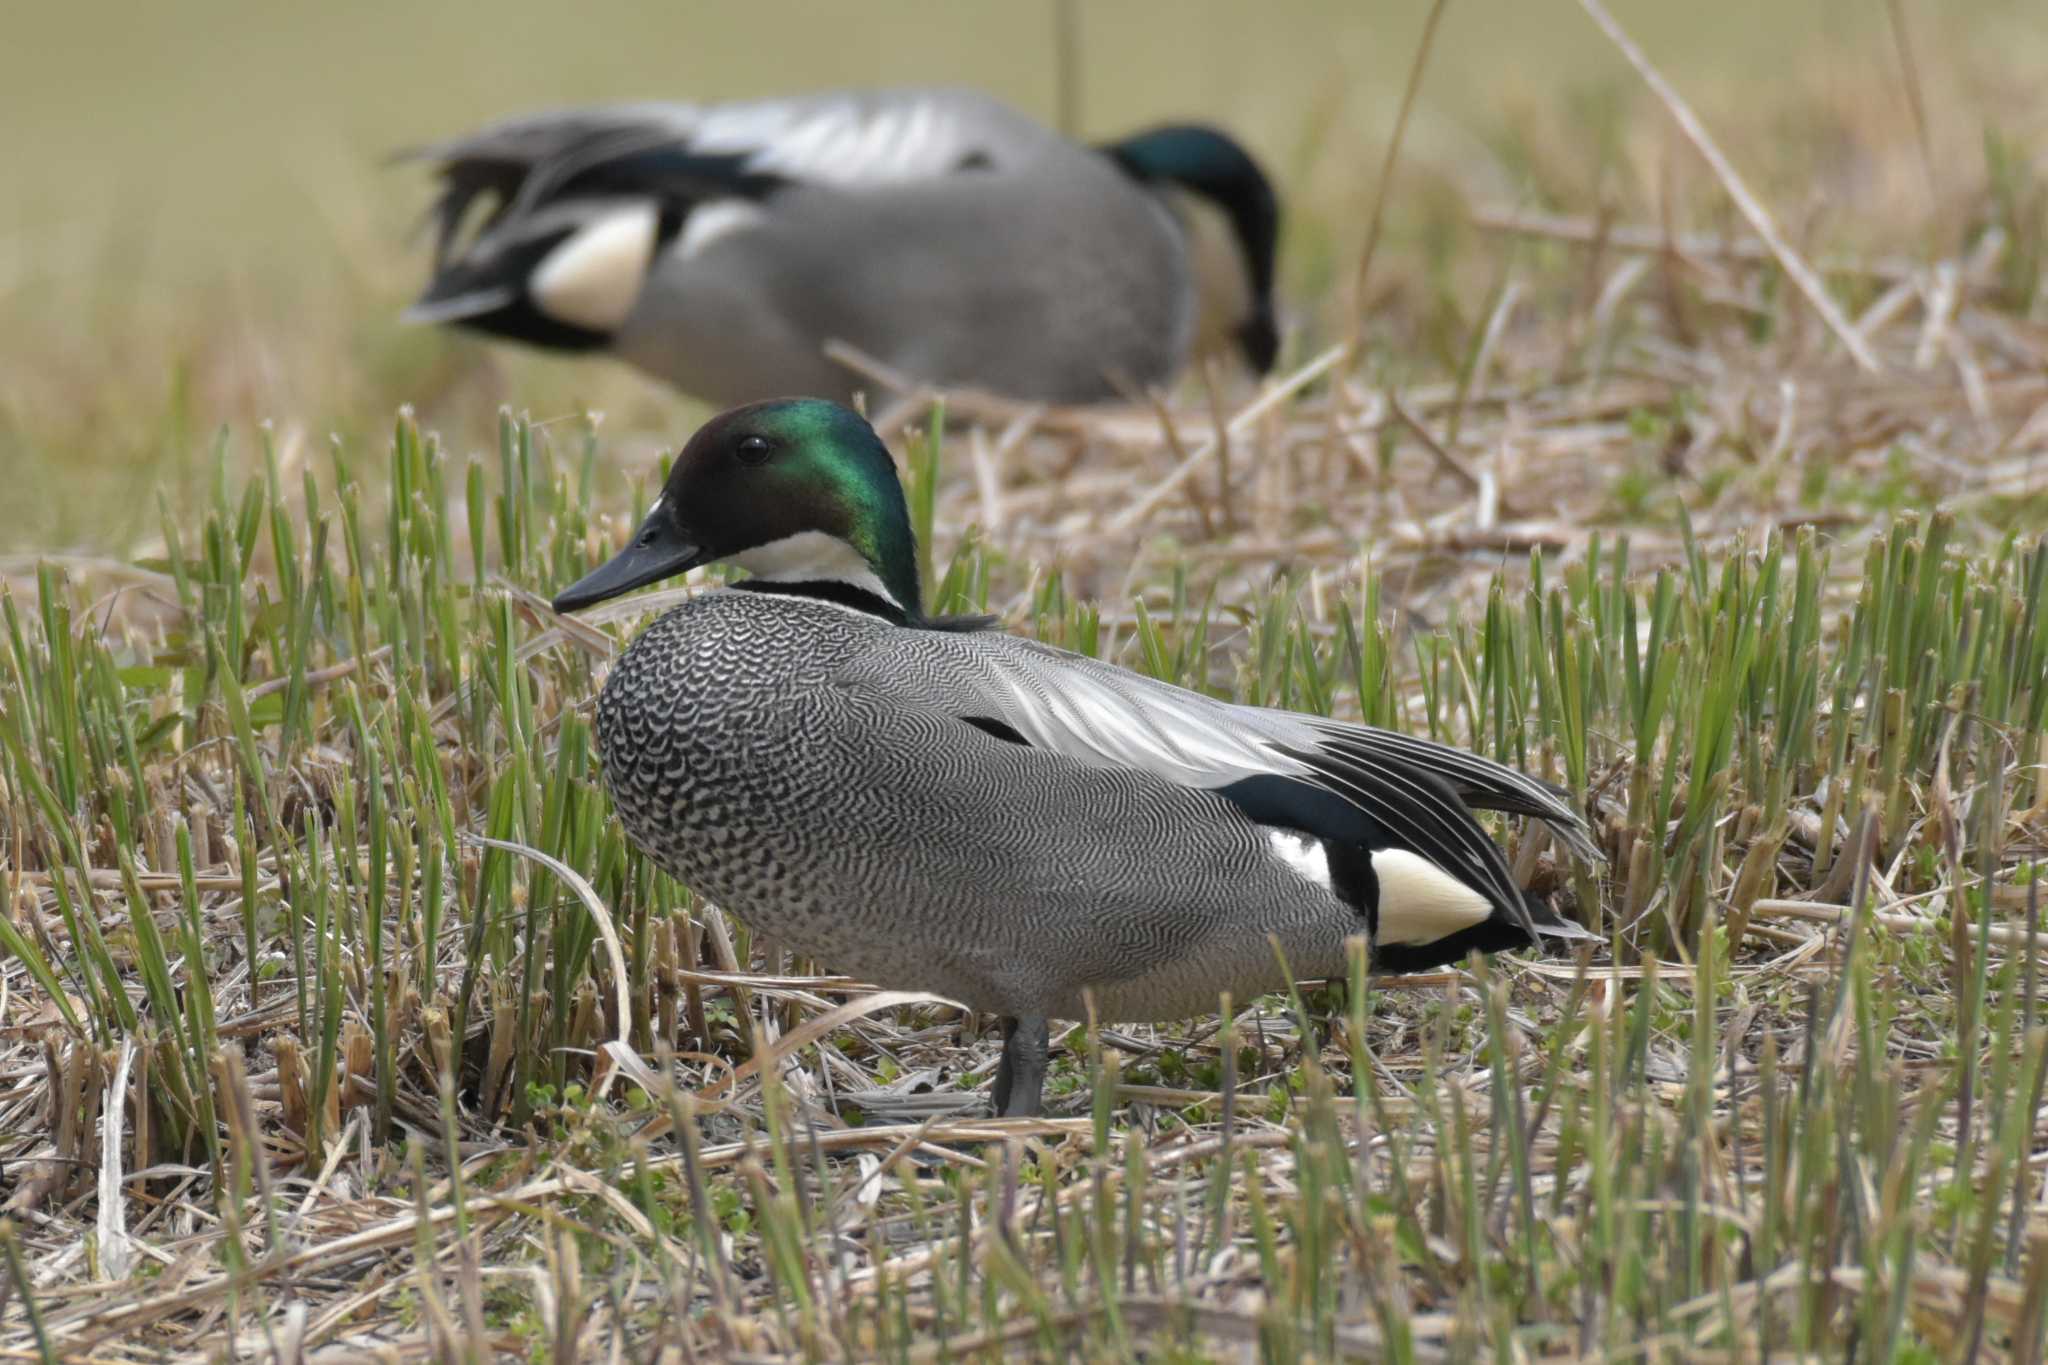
[5,2,2048,1360]
[4,0,2040,545]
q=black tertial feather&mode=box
[959,715,1030,746]
[1274,743,1532,936]
[529,141,789,214]
[1215,773,1382,848]
[411,223,613,350]
[1215,774,1382,928]
[1307,726,1600,865]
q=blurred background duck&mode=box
[405,87,1279,407]
[552,399,1598,1116]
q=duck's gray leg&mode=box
[991,1015,1050,1117]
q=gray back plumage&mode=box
[834,616,1599,936]
[409,88,1197,405]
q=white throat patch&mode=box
[731,531,905,612]
[530,202,659,331]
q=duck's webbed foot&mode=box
[990,1015,1050,1117]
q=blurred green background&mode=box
[2,0,2039,549]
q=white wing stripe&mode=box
[985,653,1304,787]
[679,98,970,186]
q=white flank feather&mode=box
[676,201,766,258]
[1267,830,1332,890]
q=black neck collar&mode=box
[730,577,912,625]
[728,578,999,634]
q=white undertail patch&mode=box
[1372,848,1493,946]
[1267,831,1332,890]
[732,531,906,613]
[530,202,659,331]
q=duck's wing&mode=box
[406,89,1060,274]
[1289,715,1603,865]
[837,628,1600,938]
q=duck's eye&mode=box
[735,435,774,466]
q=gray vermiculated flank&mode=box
[614,156,1189,407]
[595,591,1363,1022]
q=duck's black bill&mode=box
[552,523,703,613]
[1236,310,1279,374]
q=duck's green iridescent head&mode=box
[1101,124,1280,374]
[552,398,923,619]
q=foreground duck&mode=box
[555,400,1599,1115]
[407,88,1277,406]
